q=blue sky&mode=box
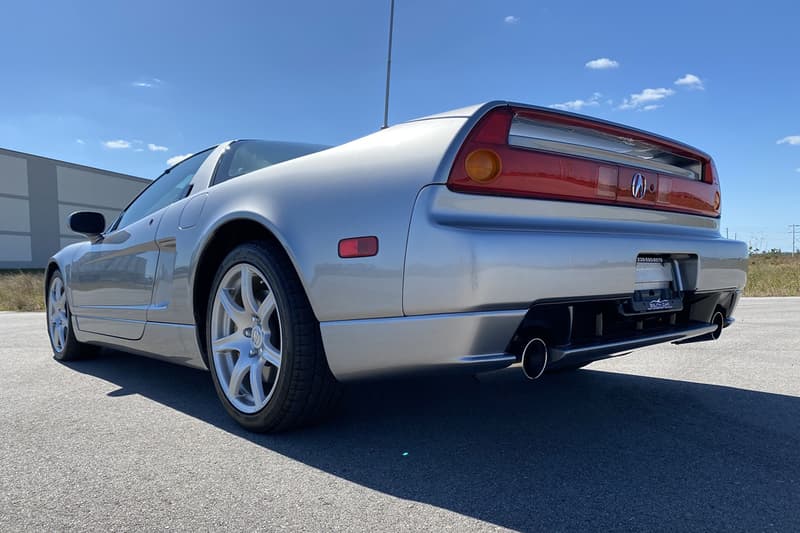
[0,1,798,250]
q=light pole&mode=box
[382,0,395,129]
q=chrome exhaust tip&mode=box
[521,338,548,380]
[710,311,725,340]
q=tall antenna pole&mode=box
[382,0,395,129]
[790,224,800,257]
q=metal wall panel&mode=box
[0,234,32,262]
[0,197,31,232]
[0,148,147,268]
[56,166,145,207]
[60,236,85,249]
[0,154,28,196]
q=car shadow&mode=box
[66,350,800,531]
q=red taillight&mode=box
[338,236,378,258]
[447,106,721,217]
[705,160,722,214]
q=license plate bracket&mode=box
[623,256,684,314]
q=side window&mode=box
[115,149,213,230]
[211,140,326,186]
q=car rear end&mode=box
[402,102,747,376]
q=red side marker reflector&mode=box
[338,236,378,258]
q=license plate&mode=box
[635,257,673,290]
[625,256,683,314]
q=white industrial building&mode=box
[0,147,148,269]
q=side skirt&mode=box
[74,319,206,370]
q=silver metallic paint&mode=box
[319,309,525,380]
[403,186,746,316]
[189,117,469,322]
[68,211,164,339]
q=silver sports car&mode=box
[47,101,748,432]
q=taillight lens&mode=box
[447,106,722,218]
[705,160,722,214]
[464,149,502,182]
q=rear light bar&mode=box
[509,117,702,180]
[447,106,721,217]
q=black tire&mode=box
[206,241,342,432]
[46,270,98,361]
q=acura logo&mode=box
[631,173,646,199]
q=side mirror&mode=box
[68,211,106,238]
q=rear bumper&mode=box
[319,291,737,381]
[547,321,717,368]
[403,186,747,315]
[320,310,523,381]
[321,187,748,381]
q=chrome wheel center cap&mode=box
[251,325,264,350]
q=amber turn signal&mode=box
[464,149,502,182]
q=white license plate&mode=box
[635,257,673,291]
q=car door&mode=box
[69,149,213,339]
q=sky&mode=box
[0,0,798,250]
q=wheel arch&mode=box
[44,260,60,301]
[190,215,311,365]
[44,258,73,313]
[44,258,80,337]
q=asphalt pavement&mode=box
[1,298,798,532]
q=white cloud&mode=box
[549,92,603,112]
[777,136,800,145]
[147,143,168,152]
[618,88,675,110]
[166,153,192,166]
[75,139,85,145]
[132,78,163,88]
[103,139,131,149]
[642,104,662,111]
[504,15,519,24]
[674,73,704,90]
[585,57,619,70]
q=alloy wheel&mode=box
[48,276,69,353]
[210,263,282,414]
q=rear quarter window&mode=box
[212,140,328,186]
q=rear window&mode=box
[212,140,328,185]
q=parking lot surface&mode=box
[1,298,798,531]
